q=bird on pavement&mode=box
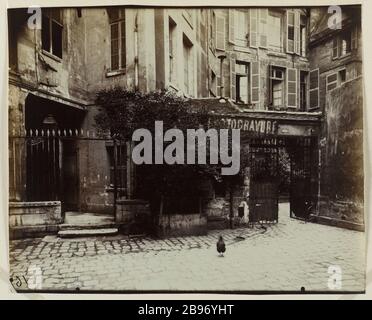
[216,236,226,257]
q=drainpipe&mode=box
[134,12,139,91]
[218,54,226,102]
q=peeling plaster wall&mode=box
[319,77,364,224]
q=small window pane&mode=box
[52,21,63,58]
[42,15,51,52]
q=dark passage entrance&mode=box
[247,137,318,223]
[287,137,318,220]
[249,138,280,223]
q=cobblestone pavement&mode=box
[9,203,366,293]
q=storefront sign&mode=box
[209,117,278,135]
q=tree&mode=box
[95,88,221,216]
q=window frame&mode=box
[41,9,63,60]
[109,9,126,72]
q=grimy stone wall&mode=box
[318,77,364,227]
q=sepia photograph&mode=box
[7,3,366,293]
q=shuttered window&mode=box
[259,9,268,48]
[230,57,236,101]
[228,9,235,44]
[326,73,338,92]
[287,68,297,108]
[249,9,258,48]
[286,11,295,53]
[309,69,319,109]
[294,12,301,55]
[268,11,282,52]
[251,61,260,103]
[216,15,225,51]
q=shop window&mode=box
[107,144,127,191]
[42,9,63,59]
[108,8,126,71]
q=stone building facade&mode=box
[8,6,364,238]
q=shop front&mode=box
[205,110,321,227]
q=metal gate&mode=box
[249,138,279,223]
[288,137,318,220]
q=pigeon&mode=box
[216,236,226,257]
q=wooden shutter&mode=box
[326,73,338,92]
[309,68,319,109]
[287,68,297,108]
[249,9,258,48]
[351,26,358,50]
[332,37,338,58]
[268,64,273,105]
[259,9,268,48]
[216,16,225,51]
[286,11,295,53]
[229,9,235,44]
[230,57,236,101]
[295,12,301,55]
[251,60,260,103]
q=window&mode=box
[326,69,347,93]
[287,11,295,53]
[300,15,306,57]
[235,10,248,43]
[300,71,308,111]
[42,9,63,59]
[107,144,127,192]
[332,29,352,59]
[235,62,250,104]
[340,30,352,56]
[168,18,177,84]
[183,34,193,96]
[268,11,282,52]
[339,69,346,84]
[326,73,338,92]
[270,66,285,108]
[108,8,126,71]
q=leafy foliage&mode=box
[95,88,241,214]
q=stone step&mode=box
[58,228,119,238]
[59,223,117,230]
